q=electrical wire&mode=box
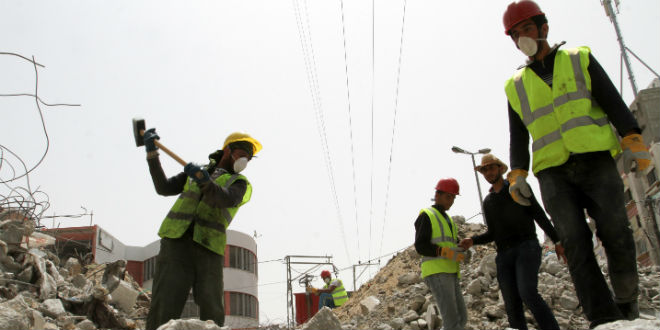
[378,0,408,257]
[338,0,361,263]
[292,0,352,263]
[367,0,375,268]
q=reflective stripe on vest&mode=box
[420,208,459,278]
[505,46,620,174]
[158,169,251,255]
[324,279,348,306]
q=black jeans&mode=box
[146,229,225,330]
[537,152,638,327]
[496,239,559,330]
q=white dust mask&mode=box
[233,157,248,173]
[517,36,539,57]
[324,278,331,284]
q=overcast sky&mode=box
[2,0,659,325]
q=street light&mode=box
[451,146,491,216]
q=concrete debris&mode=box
[0,224,152,330]
[593,318,660,330]
[360,296,380,315]
[333,221,660,330]
[302,306,342,330]
[156,319,227,330]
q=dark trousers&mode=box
[318,293,336,310]
[146,230,225,330]
[537,152,638,327]
[496,239,559,330]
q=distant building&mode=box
[42,225,259,329]
[616,78,660,266]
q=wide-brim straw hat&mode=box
[475,154,508,175]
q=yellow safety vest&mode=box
[157,169,251,255]
[323,279,348,307]
[420,207,460,278]
[505,46,620,174]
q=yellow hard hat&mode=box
[223,132,262,156]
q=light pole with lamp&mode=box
[451,146,491,216]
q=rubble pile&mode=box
[0,220,149,330]
[331,217,660,330]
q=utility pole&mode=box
[352,262,379,291]
[284,255,337,329]
[602,0,638,97]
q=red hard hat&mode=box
[436,178,460,195]
[320,270,331,278]
[503,0,545,35]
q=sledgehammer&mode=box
[132,118,187,166]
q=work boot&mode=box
[616,300,639,320]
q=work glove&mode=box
[184,163,210,185]
[143,128,160,152]
[621,133,651,173]
[508,169,532,206]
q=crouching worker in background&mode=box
[307,270,348,310]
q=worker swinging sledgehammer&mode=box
[133,120,262,330]
[307,270,348,310]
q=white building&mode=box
[44,225,259,329]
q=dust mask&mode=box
[233,157,248,173]
[517,36,539,57]
[323,278,331,284]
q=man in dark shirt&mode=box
[459,154,565,330]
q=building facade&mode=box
[617,79,660,266]
[43,225,259,328]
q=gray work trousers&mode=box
[146,229,225,330]
[424,272,467,330]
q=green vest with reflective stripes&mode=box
[420,207,460,278]
[323,279,348,307]
[505,46,620,175]
[157,169,251,255]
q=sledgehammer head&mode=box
[132,118,146,147]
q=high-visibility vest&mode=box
[420,207,460,278]
[323,279,348,307]
[505,46,620,174]
[157,169,251,255]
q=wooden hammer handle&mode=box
[140,129,187,166]
[154,140,187,167]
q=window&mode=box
[143,256,157,281]
[647,169,658,187]
[624,189,633,205]
[228,245,257,274]
[229,292,257,318]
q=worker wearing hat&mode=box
[414,178,467,330]
[502,1,649,327]
[142,130,262,330]
[460,154,565,330]
[307,270,348,310]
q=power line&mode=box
[292,0,352,263]
[368,0,376,267]
[338,0,361,261]
[379,0,408,257]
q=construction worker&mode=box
[414,178,467,330]
[142,129,262,330]
[307,270,348,310]
[502,1,652,327]
[459,154,565,330]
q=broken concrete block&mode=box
[64,258,82,277]
[398,273,421,286]
[402,309,419,323]
[71,273,87,289]
[28,310,45,330]
[360,296,381,315]
[559,292,579,310]
[390,317,405,329]
[0,297,31,329]
[110,280,139,312]
[466,278,482,295]
[76,319,97,330]
[41,298,66,318]
[408,294,426,312]
[478,253,497,276]
[302,306,342,330]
